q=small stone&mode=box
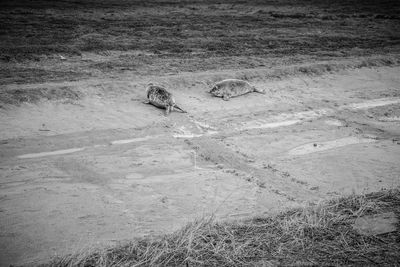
[353,212,398,236]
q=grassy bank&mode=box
[46,189,400,266]
[2,55,399,106]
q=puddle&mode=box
[344,98,400,110]
[111,136,155,145]
[324,120,344,126]
[239,119,301,130]
[17,148,85,159]
[237,109,333,131]
[191,119,216,130]
[378,116,400,122]
[173,133,204,138]
[173,130,218,139]
[173,126,203,138]
[288,136,376,156]
[237,97,400,132]
[172,125,218,139]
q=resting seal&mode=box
[209,79,265,101]
[144,83,186,115]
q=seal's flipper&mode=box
[174,105,187,113]
[223,94,231,101]
[253,87,266,94]
[142,100,151,104]
[165,106,171,116]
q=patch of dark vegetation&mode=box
[1,0,399,85]
[0,68,89,84]
[91,54,400,78]
[0,87,82,106]
[46,189,400,266]
[0,46,82,62]
[1,0,399,61]
[227,55,400,82]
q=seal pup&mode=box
[209,79,265,101]
[144,83,186,115]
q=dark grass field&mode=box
[1,0,399,58]
[1,0,400,83]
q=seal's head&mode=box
[209,84,224,97]
[145,82,155,97]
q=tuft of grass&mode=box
[46,189,400,266]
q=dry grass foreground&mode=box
[46,189,400,267]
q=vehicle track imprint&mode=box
[13,97,400,160]
[110,136,158,145]
[235,97,400,132]
[17,148,85,159]
[288,136,377,156]
[185,137,319,202]
[343,98,400,110]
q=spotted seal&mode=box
[144,83,186,115]
[209,79,266,101]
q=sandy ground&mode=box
[0,66,400,266]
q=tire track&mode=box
[185,137,321,202]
